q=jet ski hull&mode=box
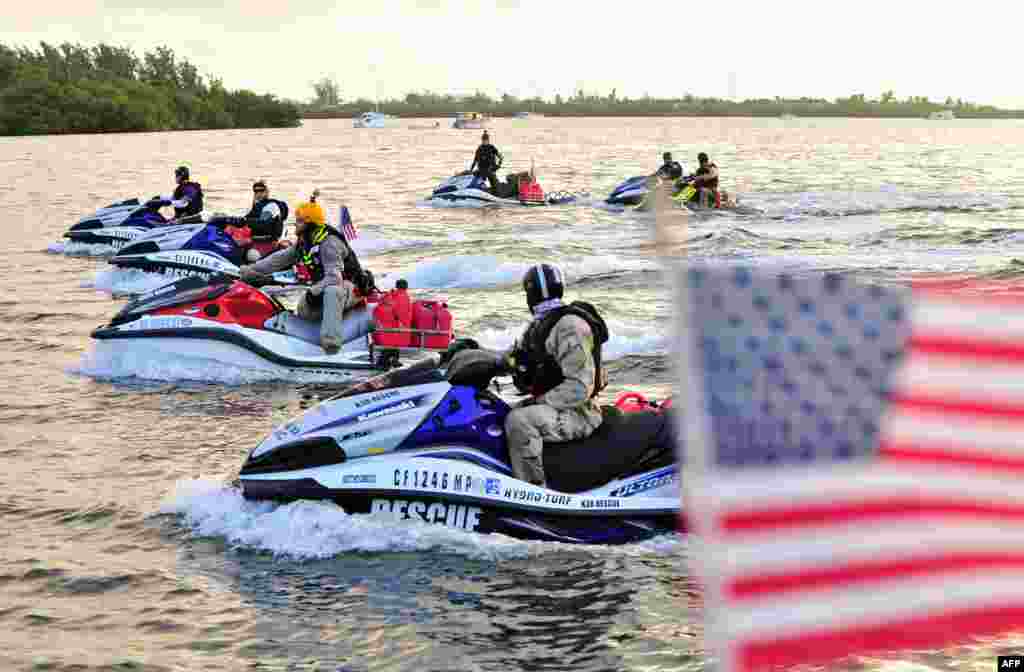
[605,176,650,206]
[430,188,556,207]
[91,314,388,374]
[110,250,301,285]
[64,226,152,249]
[69,198,143,230]
[242,456,679,544]
[110,250,243,280]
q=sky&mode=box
[3,0,1022,108]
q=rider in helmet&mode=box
[239,195,372,354]
[502,264,609,487]
[655,152,683,180]
[469,131,503,195]
[170,166,204,219]
[689,152,719,207]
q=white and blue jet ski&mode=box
[64,197,188,250]
[109,220,299,286]
[238,347,680,544]
[429,172,577,207]
[605,176,651,206]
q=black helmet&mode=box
[698,152,709,163]
[175,166,189,180]
[663,152,672,161]
[522,263,564,313]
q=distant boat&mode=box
[780,113,798,120]
[453,112,488,129]
[354,111,398,128]
[928,109,956,120]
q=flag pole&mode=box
[653,177,731,669]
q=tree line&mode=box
[305,80,1024,119]
[0,42,301,135]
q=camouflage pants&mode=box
[504,404,598,487]
[297,282,358,351]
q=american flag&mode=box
[339,205,358,241]
[676,265,1024,672]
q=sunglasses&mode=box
[253,188,266,194]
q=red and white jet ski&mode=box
[90,274,454,377]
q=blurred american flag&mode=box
[676,265,1024,671]
[339,205,358,241]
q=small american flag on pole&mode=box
[339,205,358,241]
[675,265,1024,672]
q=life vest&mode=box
[474,144,502,172]
[294,224,370,292]
[513,301,609,399]
[172,181,203,218]
[659,161,683,179]
[245,199,289,240]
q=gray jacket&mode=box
[246,234,348,295]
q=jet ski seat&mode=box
[542,406,679,493]
[269,311,323,345]
[266,304,374,348]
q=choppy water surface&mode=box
[2,117,1023,671]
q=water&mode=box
[2,117,1023,671]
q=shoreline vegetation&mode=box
[2,42,1022,136]
[0,42,300,136]
[305,82,1024,120]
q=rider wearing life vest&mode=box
[170,166,204,219]
[239,195,370,353]
[689,152,720,208]
[655,152,683,180]
[502,264,609,487]
[469,131,503,195]
[221,180,289,261]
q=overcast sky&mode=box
[3,0,1021,108]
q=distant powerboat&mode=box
[452,112,488,129]
[354,111,398,128]
[928,110,956,120]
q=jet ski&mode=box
[64,197,187,250]
[238,347,680,544]
[71,197,147,229]
[109,220,299,285]
[90,274,455,377]
[429,171,577,207]
[605,175,651,206]
[610,176,758,215]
